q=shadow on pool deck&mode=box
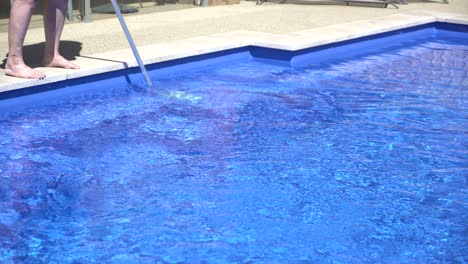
[1,40,83,69]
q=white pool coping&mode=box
[0,10,467,94]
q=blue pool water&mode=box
[0,24,467,263]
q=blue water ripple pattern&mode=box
[0,28,467,263]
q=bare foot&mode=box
[42,55,80,69]
[5,61,46,79]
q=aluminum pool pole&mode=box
[110,0,153,87]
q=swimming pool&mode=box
[0,23,466,263]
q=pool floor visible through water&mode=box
[0,24,467,263]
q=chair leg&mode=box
[67,0,74,21]
[79,0,91,22]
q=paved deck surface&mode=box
[0,0,467,92]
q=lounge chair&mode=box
[256,0,400,8]
[257,0,449,6]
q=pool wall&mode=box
[0,18,467,102]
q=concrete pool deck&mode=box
[0,0,467,93]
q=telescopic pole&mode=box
[109,0,154,87]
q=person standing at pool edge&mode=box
[6,0,79,79]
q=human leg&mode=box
[6,0,46,79]
[42,0,79,69]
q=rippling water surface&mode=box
[0,28,467,263]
